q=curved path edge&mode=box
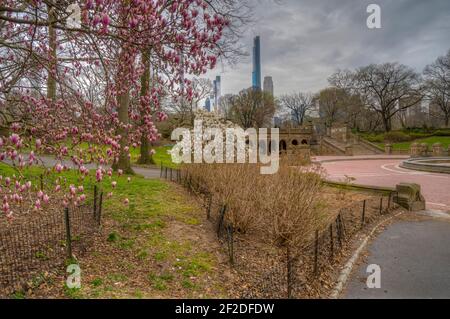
[313,155,410,164]
[329,211,404,299]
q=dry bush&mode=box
[258,165,326,249]
[183,162,326,249]
[184,163,265,232]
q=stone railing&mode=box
[350,133,384,154]
[410,142,449,158]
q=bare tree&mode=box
[330,63,424,132]
[424,49,450,127]
[279,92,314,126]
[229,89,277,129]
[166,78,213,126]
[218,94,234,119]
[315,87,348,129]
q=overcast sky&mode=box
[205,0,450,97]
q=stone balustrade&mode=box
[409,142,449,158]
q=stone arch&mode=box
[301,139,308,145]
[292,139,299,146]
[280,140,287,152]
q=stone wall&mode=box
[410,142,449,157]
[329,126,350,143]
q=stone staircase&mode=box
[321,137,346,155]
[320,135,384,156]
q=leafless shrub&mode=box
[183,163,326,248]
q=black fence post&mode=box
[93,185,98,220]
[217,205,227,238]
[164,167,168,179]
[388,192,392,211]
[64,207,72,259]
[206,194,212,220]
[97,192,103,226]
[329,224,334,259]
[314,230,319,276]
[339,213,346,238]
[160,162,163,178]
[287,245,293,299]
[361,200,366,228]
[336,214,342,247]
[188,176,192,193]
[170,168,173,181]
[182,171,187,187]
[227,225,234,265]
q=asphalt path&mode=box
[316,156,450,299]
[343,215,450,299]
[1,155,161,179]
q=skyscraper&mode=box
[263,76,274,96]
[252,36,262,90]
[204,97,211,112]
[213,75,221,112]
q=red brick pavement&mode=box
[318,157,450,211]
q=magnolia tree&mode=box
[0,0,238,220]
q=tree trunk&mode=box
[112,88,134,173]
[137,49,154,165]
[382,115,392,132]
[47,3,57,101]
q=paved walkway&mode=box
[2,155,162,179]
[343,213,450,299]
[316,155,450,299]
[318,156,450,211]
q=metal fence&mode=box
[160,164,399,298]
[0,185,104,295]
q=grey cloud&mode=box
[206,0,450,96]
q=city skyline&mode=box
[252,36,262,90]
[204,0,450,96]
[264,76,274,96]
[205,35,273,109]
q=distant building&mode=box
[273,116,282,128]
[213,75,221,112]
[263,76,274,96]
[215,94,233,117]
[252,36,262,90]
[204,98,211,112]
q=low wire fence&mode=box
[0,185,104,295]
[160,164,400,298]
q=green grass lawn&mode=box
[1,161,226,299]
[129,145,177,169]
[69,141,177,169]
[377,136,450,151]
[391,136,450,150]
[359,129,450,151]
